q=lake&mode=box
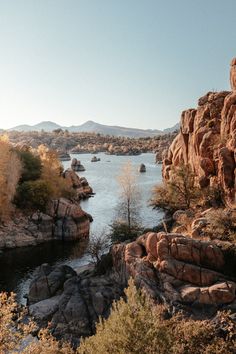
[0,153,163,303]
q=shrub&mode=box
[79,279,172,354]
[87,232,111,265]
[206,208,236,242]
[79,280,235,354]
[109,220,142,243]
[0,292,74,353]
[15,179,53,212]
[17,150,42,182]
[151,164,202,211]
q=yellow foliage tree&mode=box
[0,136,22,222]
[37,145,74,199]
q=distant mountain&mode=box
[163,122,180,133]
[9,121,62,132]
[8,120,179,137]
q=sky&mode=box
[0,0,236,130]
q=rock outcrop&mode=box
[28,263,124,345]
[112,232,236,306]
[28,232,236,344]
[0,198,92,249]
[71,158,85,172]
[163,58,236,206]
[63,169,93,199]
[230,58,236,91]
[139,163,146,172]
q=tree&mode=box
[151,163,200,211]
[37,145,74,199]
[116,161,140,232]
[0,136,22,222]
[17,149,42,182]
[86,231,111,265]
[15,179,53,212]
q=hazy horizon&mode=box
[0,0,236,130]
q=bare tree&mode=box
[116,161,140,231]
[87,231,111,264]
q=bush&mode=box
[0,283,235,353]
[17,150,42,182]
[206,208,236,242]
[15,179,53,212]
[110,220,142,243]
[151,164,202,211]
[79,280,235,354]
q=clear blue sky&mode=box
[0,0,235,130]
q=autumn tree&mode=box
[0,136,22,222]
[37,144,74,199]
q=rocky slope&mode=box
[163,58,236,206]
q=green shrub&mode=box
[17,150,42,182]
[151,164,203,211]
[79,280,235,354]
[110,220,142,243]
[15,179,52,212]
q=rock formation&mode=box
[0,198,92,249]
[91,156,100,162]
[63,169,93,199]
[230,57,236,91]
[28,263,124,345]
[112,232,236,305]
[27,232,236,344]
[163,58,236,206]
[139,163,146,172]
[71,158,85,172]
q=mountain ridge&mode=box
[7,120,179,137]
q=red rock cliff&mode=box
[163,58,236,206]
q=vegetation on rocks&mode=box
[151,164,202,212]
[0,281,235,353]
[0,136,77,221]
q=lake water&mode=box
[0,153,163,303]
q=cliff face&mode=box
[163,59,236,206]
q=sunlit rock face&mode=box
[230,57,236,91]
[112,232,236,305]
[163,59,236,207]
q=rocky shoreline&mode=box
[0,198,92,250]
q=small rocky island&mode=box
[139,163,146,172]
[71,158,86,172]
